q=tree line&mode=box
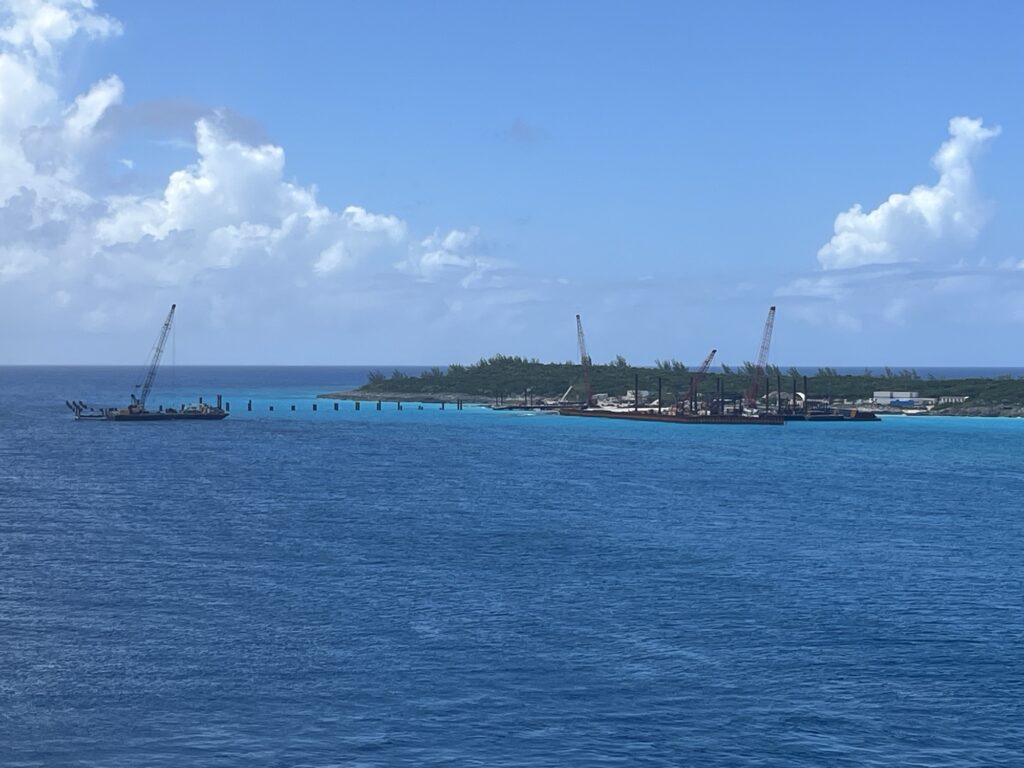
[360,355,1024,406]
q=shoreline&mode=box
[317,389,1024,417]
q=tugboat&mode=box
[67,304,228,422]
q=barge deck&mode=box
[558,408,785,425]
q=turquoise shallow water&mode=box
[1,367,1023,766]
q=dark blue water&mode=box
[2,367,1023,766]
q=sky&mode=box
[1,0,1023,366]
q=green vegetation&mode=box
[357,355,1024,407]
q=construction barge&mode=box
[68,303,227,423]
[68,401,228,421]
[558,408,785,425]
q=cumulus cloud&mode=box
[399,228,482,277]
[0,0,492,357]
[817,117,1000,270]
[87,117,409,286]
[772,115,1018,349]
[0,0,120,61]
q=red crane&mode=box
[745,305,776,407]
[576,313,594,408]
[684,348,717,413]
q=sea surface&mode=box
[2,366,1022,766]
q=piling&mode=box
[199,396,203,404]
[270,405,274,412]
[658,377,662,414]
[355,402,360,411]
[247,399,252,412]
[441,401,445,411]
[225,402,230,412]
[376,401,381,411]
[290,404,296,411]
[216,394,222,409]
[312,403,317,411]
[634,373,639,412]
[398,402,403,411]
[334,402,339,411]
[803,375,809,415]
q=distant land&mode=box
[318,356,1024,416]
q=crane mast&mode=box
[684,348,717,413]
[576,314,594,408]
[132,303,176,410]
[745,305,776,408]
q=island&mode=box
[318,356,1024,416]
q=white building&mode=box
[873,390,919,405]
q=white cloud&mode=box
[774,116,1014,346]
[63,74,122,142]
[0,0,493,359]
[0,0,121,61]
[88,118,414,286]
[817,117,1000,270]
[0,1,122,212]
[399,227,499,286]
[313,241,349,274]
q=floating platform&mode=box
[67,401,227,422]
[105,406,228,422]
[783,410,880,422]
[490,404,569,412]
[558,408,784,425]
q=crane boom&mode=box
[745,305,776,407]
[576,313,594,408]
[685,348,717,412]
[133,303,176,409]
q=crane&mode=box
[683,348,717,414]
[131,303,176,411]
[576,313,594,408]
[745,305,776,408]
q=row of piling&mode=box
[175,397,467,413]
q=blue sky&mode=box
[2,1,1023,365]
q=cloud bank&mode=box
[817,117,1000,270]
[0,0,493,359]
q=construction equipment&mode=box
[69,303,227,422]
[745,305,776,408]
[558,385,574,403]
[576,314,594,408]
[131,303,176,411]
[683,348,717,413]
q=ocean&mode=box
[2,366,1022,766]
